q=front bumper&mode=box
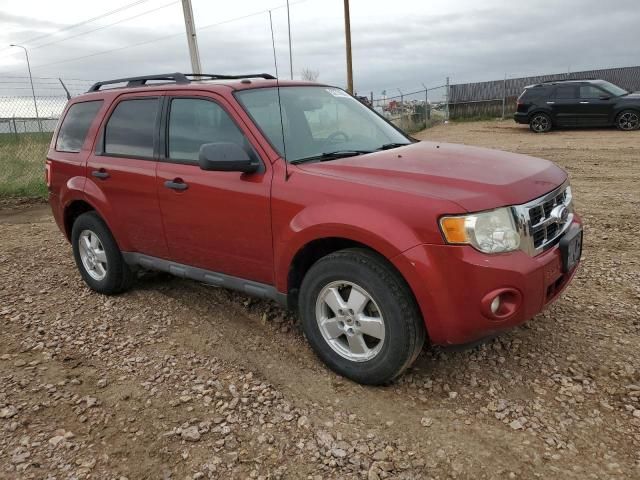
[393,217,582,345]
[513,112,529,124]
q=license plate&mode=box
[559,226,583,273]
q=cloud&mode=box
[0,0,638,101]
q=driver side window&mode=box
[168,98,249,163]
[580,85,605,99]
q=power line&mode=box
[7,0,154,48]
[0,0,313,75]
[28,1,179,51]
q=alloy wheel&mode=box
[618,111,639,131]
[78,229,108,281]
[315,281,386,362]
[531,114,550,133]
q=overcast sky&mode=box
[0,0,639,99]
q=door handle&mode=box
[91,169,110,180]
[546,101,555,104]
[579,101,589,104]
[164,179,188,191]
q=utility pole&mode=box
[421,82,429,121]
[10,44,41,133]
[445,76,450,122]
[181,0,202,74]
[343,0,353,94]
[502,73,507,120]
[286,0,293,79]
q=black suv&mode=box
[514,79,640,133]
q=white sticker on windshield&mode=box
[326,88,350,98]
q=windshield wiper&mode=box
[377,142,410,150]
[290,150,372,165]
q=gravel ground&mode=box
[1,121,639,479]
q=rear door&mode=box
[550,85,579,127]
[86,92,168,258]
[576,84,615,126]
[156,92,273,284]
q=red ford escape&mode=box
[47,73,583,385]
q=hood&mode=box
[296,141,567,212]
[621,91,640,99]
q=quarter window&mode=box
[55,101,103,153]
[168,98,248,162]
[104,98,159,158]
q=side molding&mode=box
[122,253,288,306]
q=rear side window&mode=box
[555,86,578,99]
[55,101,103,153]
[104,98,159,158]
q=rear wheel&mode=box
[298,248,425,385]
[616,110,640,131]
[71,212,134,294]
[529,112,552,133]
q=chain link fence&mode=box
[368,82,449,134]
[0,77,94,197]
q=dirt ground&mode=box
[1,121,638,479]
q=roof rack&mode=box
[539,78,597,84]
[87,72,276,92]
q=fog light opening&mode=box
[490,295,501,315]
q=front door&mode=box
[156,93,273,284]
[87,92,168,258]
[576,84,615,126]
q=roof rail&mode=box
[87,72,276,92]
[540,78,597,84]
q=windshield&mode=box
[597,81,628,97]
[235,86,410,162]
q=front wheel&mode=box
[529,112,552,133]
[616,110,640,131]
[298,248,425,385]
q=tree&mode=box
[301,68,319,82]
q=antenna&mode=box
[58,78,71,100]
[269,10,290,180]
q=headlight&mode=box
[440,207,521,253]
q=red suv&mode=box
[47,73,583,385]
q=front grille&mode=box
[513,182,573,255]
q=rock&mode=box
[97,378,108,388]
[509,419,524,430]
[11,448,30,464]
[0,406,17,419]
[331,448,347,458]
[373,450,388,461]
[181,426,201,442]
[420,417,433,427]
[632,410,640,419]
[315,430,334,448]
[297,415,310,429]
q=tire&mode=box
[298,248,426,385]
[616,110,640,131]
[71,211,135,294]
[529,112,552,133]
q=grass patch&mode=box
[0,132,52,198]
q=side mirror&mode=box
[198,142,260,173]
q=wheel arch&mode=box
[528,108,554,123]
[285,237,424,329]
[63,199,97,241]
